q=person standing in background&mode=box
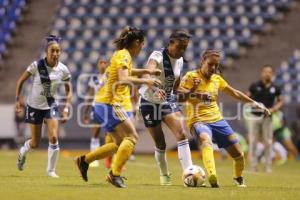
[247,65,283,172]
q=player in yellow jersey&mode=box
[75,26,161,188]
[178,50,270,188]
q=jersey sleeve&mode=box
[62,65,71,81]
[179,72,194,90]
[26,61,37,75]
[218,75,228,91]
[115,51,131,70]
[147,51,163,65]
[88,76,94,88]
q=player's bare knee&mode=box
[49,136,58,144]
[155,141,166,150]
[30,141,39,148]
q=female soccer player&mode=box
[76,26,161,188]
[82,57,109,167]
[178,50,270,187]
[15,35,72,178]
[139,30,193,185]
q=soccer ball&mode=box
[182,165,206,187]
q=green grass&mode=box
[0,150,300,200]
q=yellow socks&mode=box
[233,154,245,178]
[111,137,136,176]
[202,140,217,176]
[85,143,118,164]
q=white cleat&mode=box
[17,153,26,171]
[89,160,99,168]
[47,171,60,178]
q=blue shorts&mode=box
[93,103,133,133]
[192,119,239,148]
[25,105,59,125]
[139,98,180,127]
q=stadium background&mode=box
[0,0,300,153]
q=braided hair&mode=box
[113,26,145,50]
[200,49,223,74]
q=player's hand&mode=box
[154,88,166,101]
[82,114,89,124]
[150,69,161,76]
[253,102,271,116]
[15,101,22,113]
[191,77,201,92]
[147,78,162,88]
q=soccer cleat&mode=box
[47,171,59,178]
[89,160,99,168]
[75,155,89,182]
[208,174,219,188]
[106,170,127,188]
[17,152,26,171]
[160,173,172,186]
[234,177,247,187]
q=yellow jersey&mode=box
[95,49,133,111]
[180,70,228,128]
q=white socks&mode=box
[20,140,31,156]
[47,142,59,173]
[90,137,100,151]
[177,139,193,170]
[155,147,169,176]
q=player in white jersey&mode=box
[139,30,193,185]
[15,35,72,178]
[82,57,109,167]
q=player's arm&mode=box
[131,68,161,77]
[177,75,200,102]
[61,78,72,123]
[223,84,271,116]
[118,66,161,87]
[15,71,31,112]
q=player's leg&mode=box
[107,118,138,188]
[89,126,101,167]
[17,105,44,171]
[140,100,171,185]
[262,117,273,172]
[104,133,115,168]
[147,124,171,185]
[192,122,218,187]
[211,120,246,187]
[45,118,60,178]
[225,141,246,187]
[163,112,193,170]
[17,123,42,170]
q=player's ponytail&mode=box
[113,26,145,50]
[200,50,223,74]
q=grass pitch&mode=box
[0,150,300,200]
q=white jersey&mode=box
[87,74,105,105]
[139,50,183,104]
[26,60,71,110]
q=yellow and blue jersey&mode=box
[180,70,228,129]
[95,49,133,112]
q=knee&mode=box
[155,140,166,150]
[30,140,39,149]
[175,130,187,141]
[49,136,58,144]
